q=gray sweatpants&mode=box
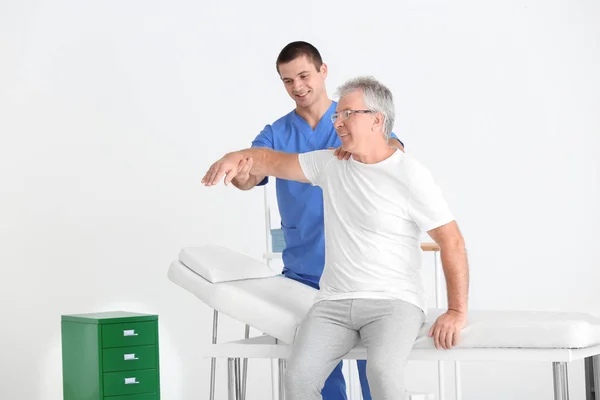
[285,298,425,400]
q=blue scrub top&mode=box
[251,101,402,287]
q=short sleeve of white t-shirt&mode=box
[406,156,455,232]
[298,149,336,187]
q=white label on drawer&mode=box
[124,377,139,385]
[123,329,138,336]
[124,353,138,361]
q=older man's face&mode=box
[333,90,376,153]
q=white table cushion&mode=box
[168,258,600,349]
[417,309,600,349]
[169,260,315,344]
[179,245,277,283]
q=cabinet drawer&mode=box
[103,345,157,372]
[104,393,158,400]
[103,369,158,396]
[102,322,157,348]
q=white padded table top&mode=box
[168,260,600,349]
[169,260,315,344]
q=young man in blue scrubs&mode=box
[231,41,405,400]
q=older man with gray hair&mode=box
[202,76,469,400]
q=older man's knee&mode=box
[366,360,407,399]
[285,357,323,397]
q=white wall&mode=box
[1,0,599,399]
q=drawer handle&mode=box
[124,377,139,385]
[123,329,138,337]
[124,353,139,361]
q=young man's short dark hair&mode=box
[276,41,323,73]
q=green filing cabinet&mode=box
[61,311,160,400]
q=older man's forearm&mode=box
[234,148,298,181]
[440,239,469,314]
[236,148,278,177]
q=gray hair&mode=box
[336,76,395,139]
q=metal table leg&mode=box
[210,310,218,400]
[278,358,287,400]
[242,324,250,400]
[585,355,600,400]
[227,357,243,400]
[586,357,595,400]
[235,358,243,400]
[595,355,600,400]
[228,358,237,400]
[553,362,569,400]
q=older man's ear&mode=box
[372,112,385,132]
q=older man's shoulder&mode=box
[398,152,440,184]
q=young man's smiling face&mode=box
[278,55,328,108]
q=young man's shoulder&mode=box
[270,109,296,129]
[269,101,339,133]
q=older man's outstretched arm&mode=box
[202,148,309,187]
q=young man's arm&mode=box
[231,126,272,190]
[230,161,265,191]
[202,148,309,187]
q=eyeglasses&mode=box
[330,109,373,123]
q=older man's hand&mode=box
[202,152,248,186]
[428,310,467,350]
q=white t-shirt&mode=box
[298,149,454,314]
